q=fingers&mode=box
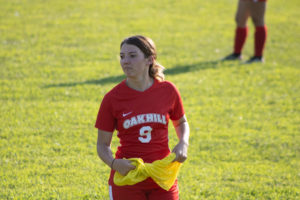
[173,151,187,163]
[114,159,136,176]
[172,144,188,163]
[127,160,136,170]
[172,148,178,162]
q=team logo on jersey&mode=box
[122,112,132,117]
[123,113,167,129]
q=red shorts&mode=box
[108,171,179,200]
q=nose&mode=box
[121,56,130,65]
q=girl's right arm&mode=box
[97,129,136,176]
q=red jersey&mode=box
[95,79,185,163]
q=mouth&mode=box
[123,66,132,71]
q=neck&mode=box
[126,76,154,92]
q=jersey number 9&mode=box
[138,126,152,143]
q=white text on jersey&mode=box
[123,113,167,129]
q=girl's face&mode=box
[120,44,152,79]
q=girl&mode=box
[95,35,190,200]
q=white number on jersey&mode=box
[138,126,152,143]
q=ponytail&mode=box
[149,61,165,81]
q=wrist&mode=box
[180,139,189,146]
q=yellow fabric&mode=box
[113,153,181,191]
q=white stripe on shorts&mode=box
[109,185,113,200]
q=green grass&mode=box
[1,0,299,199]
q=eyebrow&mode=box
[120,51,138,54]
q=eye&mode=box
[120,55,124,59]
[130,54,136,58]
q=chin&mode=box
[124,72,135,78]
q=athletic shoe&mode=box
[222,53,242,61]
[245,56,264,63]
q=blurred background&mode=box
[1,0,299,199]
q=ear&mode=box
[147,56,154,66]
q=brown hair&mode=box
[120,35,165,81]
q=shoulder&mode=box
[157,80,179,92]
[103,80,126,100]
[157,80,176,88]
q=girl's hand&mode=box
[112,159,136,176]
[172,140,188,163]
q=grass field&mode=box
[1,0,300,199]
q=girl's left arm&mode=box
[171,115,190,163]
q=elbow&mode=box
[173,115,188,127]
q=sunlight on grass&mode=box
[1,0,299,199]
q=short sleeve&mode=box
[95,94,116,132]
[169,84,185,121]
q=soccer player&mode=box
[95,35,190,200]
[223,0,267,63]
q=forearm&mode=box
[172,118,190,163]
[97,142,136,175]
[97,143,114,168]
[175,121,190,145]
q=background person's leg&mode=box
[234,0,251,55]
[223,0,251,60]
[249,1,267,61]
